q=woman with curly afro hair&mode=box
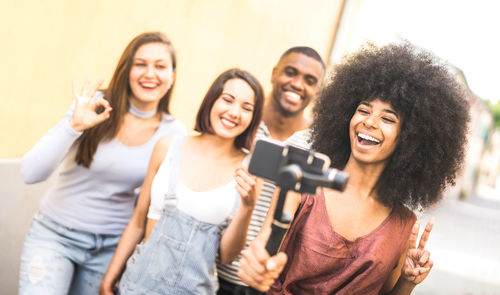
[238,42,470,295]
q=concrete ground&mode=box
[413,185,500,295]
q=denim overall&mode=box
[119,136,239,295]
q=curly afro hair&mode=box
[310,42,470,210]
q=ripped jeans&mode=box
[18,212,121,295]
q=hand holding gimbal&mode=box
[246,138,349,294]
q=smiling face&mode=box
[349,99,402,166]
[128,42,174,110]
[270,52,324,117]
[209,78,256,140]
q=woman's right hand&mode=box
[238,227,288,292]
[69,78,112,132]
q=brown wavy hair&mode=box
[75,32,177,167]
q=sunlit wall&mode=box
[0,0,345,157]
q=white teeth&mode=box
[140,82,157,88]
[221,118,236,127]
[358,133,380,143]
[284,91,301,103]
[285,91,300,99]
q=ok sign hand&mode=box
[401,218,434,285]
[69,78,113,132]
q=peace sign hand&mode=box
[69,78,112,132]
[401,218,435,285]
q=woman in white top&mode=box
[19,32,186,295]
[100,68,264,294]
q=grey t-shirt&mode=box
[21,103,186,235]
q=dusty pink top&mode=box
[269,190,416,295]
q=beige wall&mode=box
[0,159,53,294]
[1,0,344,158]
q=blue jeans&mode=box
[18,212,121,295]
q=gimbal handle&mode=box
[247,165,300,295]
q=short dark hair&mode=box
[195,68,264,150]
[311,42,470,210]
[279,46,325,69]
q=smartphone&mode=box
[248,138,346,194]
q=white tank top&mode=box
[148,141,239,224]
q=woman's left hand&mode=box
[401,218,434,285]
[235,167,258,209]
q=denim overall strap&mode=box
[119,135,225,294]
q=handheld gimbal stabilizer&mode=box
[246,138,349,294]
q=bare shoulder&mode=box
[156,135,176,150]
[151,135,177,167]
[395,204,417,225]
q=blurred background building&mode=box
[451,68,498,200]
[1,0,499,294]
